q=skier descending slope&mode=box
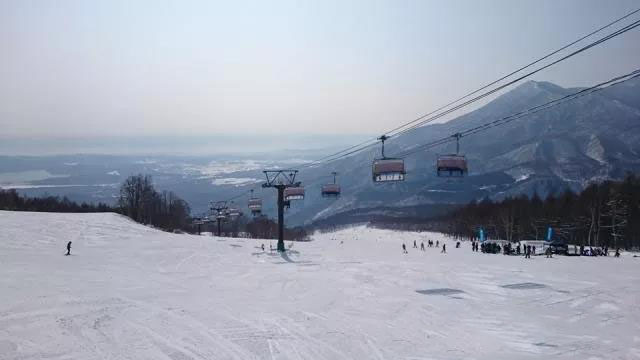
[402,243,408,254]
[441,244,446,253]
[65,241,72,256]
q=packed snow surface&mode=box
[1,211,639,360]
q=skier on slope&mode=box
[414,240,417,248]
[441,243,446,253]
[421,242,425,251]
[436,240,440,248]
[65,241,72,256]
[261,243,265,251]
[402,243,408,254]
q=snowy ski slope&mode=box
[1,211,639,359]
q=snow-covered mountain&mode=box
[290,77,640,225]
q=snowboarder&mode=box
[441,244,446,253]
[65,241,72,256]
[456,241,460,248]
[402,243,408,254]
[615,248,621,258]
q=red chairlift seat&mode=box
[321,183,341,198]
[372,158,405,182]
[436,154,468,177]
[284,187,305,201]
[248,198,262,215]
[227,208,241,218]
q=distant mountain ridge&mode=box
[288,77,640,225]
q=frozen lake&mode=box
[1,211,639,359]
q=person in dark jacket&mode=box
[66,241,72,256]
[441,244,446,253]
[402,243,408,254]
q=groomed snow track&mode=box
[1,211,639,359]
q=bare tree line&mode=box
[435,174,640,249]
[117,174,191,232]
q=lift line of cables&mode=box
[219,67,640,208]
[297,67,640,189]
[216,7,640,205]
[299,7,640,169]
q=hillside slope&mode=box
[290,78,640,225]
[1,211,639,359]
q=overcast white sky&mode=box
[1,0,639,139]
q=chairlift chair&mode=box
[321,172,341,198]
[372,135,405,183]
[247,189,262,215]
[227,208,241,218]
[284,186,305,201]
[436,133,467,177]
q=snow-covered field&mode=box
[1,211,639,360]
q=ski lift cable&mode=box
[396,68,640,159]
[388,18,640,140]
[220,68,640,205]
[300,16,640,169]
[458,71,640,139]
[297,8,640,169]
[295,68,640,186]
[384,7,640,139]
[220,16,640,204]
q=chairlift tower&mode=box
[210,201,228,237]
[262,170,300,252]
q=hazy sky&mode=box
[1,0,639,138]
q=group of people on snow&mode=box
[403,239,446,254]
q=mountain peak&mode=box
[511,80,567,95]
